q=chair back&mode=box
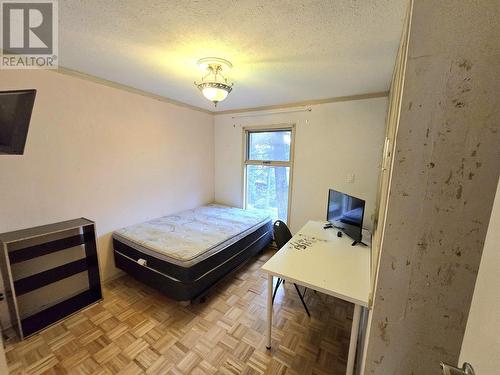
[273,220,293,250]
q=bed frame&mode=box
[113,220,272,302]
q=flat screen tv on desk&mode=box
[326,189,365,244]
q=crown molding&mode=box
[213,91,389,115]
[54,66,213,114]
[46,66,387,116]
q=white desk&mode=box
[262,220,371,375]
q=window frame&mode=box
[242,124,295,224]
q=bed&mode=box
[112,204,272,302]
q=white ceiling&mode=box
[60,1,407,112]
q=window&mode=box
[244,128,293,223]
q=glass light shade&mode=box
[196,81,232,105]
[202,86,229,102]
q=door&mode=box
[370,0,412,295]
[459,177,500,374]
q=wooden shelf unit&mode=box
[0,218,102,339]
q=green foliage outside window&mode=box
[246,131,291,223]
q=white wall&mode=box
[460,177,500,373]
[0,70,214,283]
[214,97,388,233]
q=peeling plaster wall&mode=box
[364,1,500,374]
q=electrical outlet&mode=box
[346,173,355,183]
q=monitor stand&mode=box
[351,240,368,247]
[323,223,344,230]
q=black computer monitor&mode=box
[326,189,365,243]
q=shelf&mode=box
[13,258,93,296]
[20,288,102,338]
[0,218,102,340]
[0,218,94,244]
[8,233,88,264]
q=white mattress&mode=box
[113,204,271,266]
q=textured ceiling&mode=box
[60,1,407,112]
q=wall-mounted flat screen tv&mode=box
[326,188,365,243]
[0,89,36,155]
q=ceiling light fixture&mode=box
[195,57,233,106]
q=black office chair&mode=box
[272,220,311,317]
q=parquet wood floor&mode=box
[4,247,353,374]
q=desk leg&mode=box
[346,304,361,375]
[266,274,273,350]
